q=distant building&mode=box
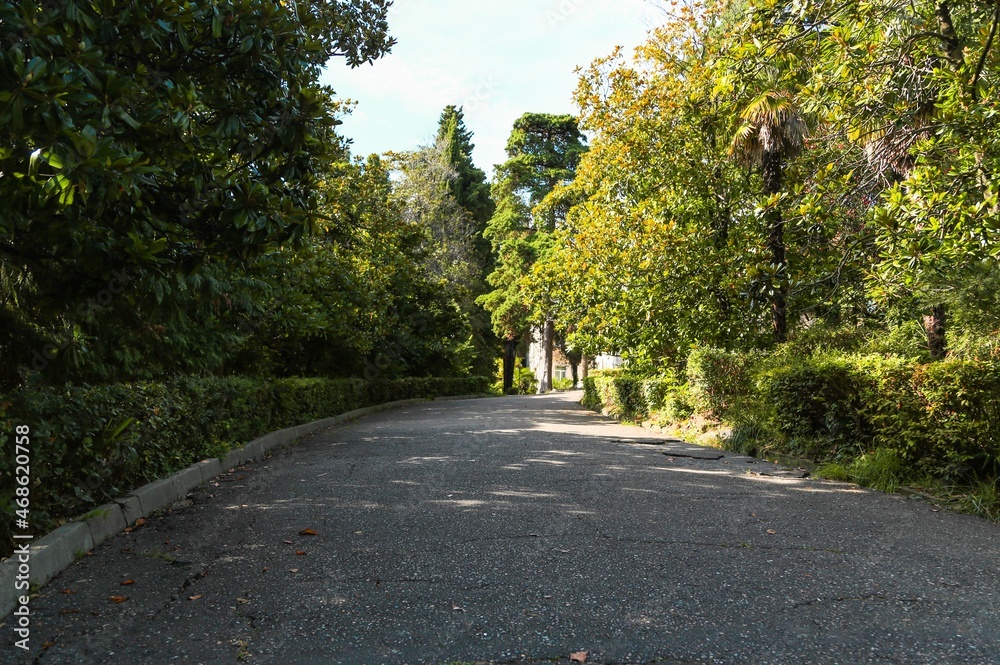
[525,325,623,391]
[591,353,624,371]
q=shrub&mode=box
[583,375,643,419]
[581,375,602,411]
[640,376,677,412]
[514,362,537,395]
[913,358,1000,475]
[846,448,907,493]
[0,375,487,557]
[686,347,759,419]
[582,374,684,422]
[582,344,1000,507]
[553,377,575,390]
[759,354,869,457]
[659,382,696,422]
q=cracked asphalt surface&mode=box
[4,392,1000,664]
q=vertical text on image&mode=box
[12,423,33,650]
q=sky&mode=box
[320,0,660,177]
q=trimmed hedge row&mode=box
[582,348,1000,478]
[762,355,1000,473]
[581,371,679,421]
[0,376,487,555]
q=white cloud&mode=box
[322,0,654,170]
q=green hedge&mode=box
[686,346,760,418]
[0,375,487,556]
[758,355,1000,473]
[581,348,1000,483]
[582,373,678,421]
[760,355,871,449]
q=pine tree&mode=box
[435,106,495,272]
[480,113,587,393]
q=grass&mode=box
[80,507,110,521]
[815,448,906,493]
[815,462,850,482]
[726,419,770,457]
[960,479,1000,520]
[849,449,906,493]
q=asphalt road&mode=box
[4,392,1000,664]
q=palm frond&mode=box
[729,90,808,165]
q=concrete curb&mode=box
[0,394,487,619]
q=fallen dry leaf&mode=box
[109,596,128,604]
[188,595,202,601]
[766,529,777,535]
[60,589,77,595]
[123,527,133,534]
[134,518,146,527]
[295,550,307,556]
[299,528,318,536]
[570,651,589,663]
[42,642,55,650]
[120,580,135,586]
[289,568,299,573]
[60,609,79,615]
[283,540,294,545]
[451,604,465,613]
[237,598,250,604]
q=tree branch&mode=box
[971,0,1000,102]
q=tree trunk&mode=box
[936,2,965,67]
[762,149,788,344]
[712,167,732,329]
[924,304,947,361]
[570,359,579,388]
[580,354,589,385]
[539,319,555,393]
[503,338,516,394]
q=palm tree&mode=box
[730,89,807,343]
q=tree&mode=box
[435,106,495,271]
[732,0,1000,359]
[237,151,477,379]
[0,0,394,388]
[729,90,808,343]
[533,9,766,367]
[536,0,878,366]
[432,106,498,375]
[479,113,586,393]
[391,141,481,373]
